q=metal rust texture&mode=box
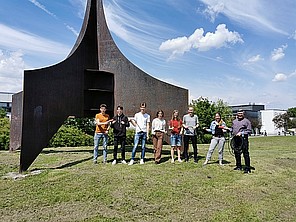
[11,0,188,172]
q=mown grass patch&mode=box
[1,136,295,221]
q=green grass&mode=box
[1,136,296,222]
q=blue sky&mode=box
[0,0,295,110]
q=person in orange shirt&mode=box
[93,104,112,164]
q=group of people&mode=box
[93,103,252,174]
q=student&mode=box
[93,104,112,164]
[129,103,150,165]
[151,110,166,164]
[203,112,228,166]
[110,105,130,165]
[182,106,199,163]
[169,110,183,163]
[231,109,252,173]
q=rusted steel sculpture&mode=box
[10,0,188,172]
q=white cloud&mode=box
[0,24,70,56]
[272,73,287,82]
[69,0,87,19]
[271,44,287,61]
[248,54,264,63]
[0,50,27,92]
[159,24,243,59]
[28,0,57,18]
[203,2,225,23]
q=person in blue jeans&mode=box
[169,110,183,163]
[129,102,150,165]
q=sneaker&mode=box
[121,160,127,164]
[102,159,107,164]
[219,160,223,166]
[128,159,134,165]
[244,168,251,174]
[177,159,182,163]
[194,159,198,163]
[171,159,175,163]
[140,159,144,164]
[93,160,97,164]
[233,166,242,171]
[112,160,117,165]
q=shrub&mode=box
[0,117,10,150]
[49,125,93,147]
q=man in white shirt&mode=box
[129,102,150,165]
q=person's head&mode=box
[237,109,245,120]
[214,112,221,122]
[100,104,107,113]
[188,106,194,116]
[156,110,164,119]
[171,110,179,120]
[116,105,123,115]
[140,102,146,113]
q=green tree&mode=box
[190,97,232,143]
[287,107,296,117]
[273,113,289,131]
[0,109,10,150]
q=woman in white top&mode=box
[151,110,166,164]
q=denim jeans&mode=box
[131,131,147,160]
[93,133,108,161]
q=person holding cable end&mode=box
[182,106,199,163]
[93,104,113,164]
[129,102,151,165]
[203,112,229,166]
[231,109,252,174]
[151,110,166,164]
[110,105,130,165]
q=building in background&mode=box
[0,92,13,118]
[260,109,287,135]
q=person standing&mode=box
[231,109,252,173]
[203,112,228,166]
[129,102,151,165]
[151,110,166,164]
[110,105,130,165]
[93,104,112,164]
[169,110,183,163]
[182,106,199,163]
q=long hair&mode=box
[215,112,223,125]
[171,110,180,121]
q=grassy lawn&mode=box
[1,136,295,222]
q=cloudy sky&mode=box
[0,0,295,109]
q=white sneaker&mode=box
[128,159,134,165]
[121,160,127,164]
[171,159,175,163]
[140,159,144,164]
[112,160,117,165]
[178,159,182,163]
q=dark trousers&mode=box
[113,136,126,160]
[183,135,198,161]
[234,137,250,169]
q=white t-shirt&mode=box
[134,112,150,133]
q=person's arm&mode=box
[195,116,199,128]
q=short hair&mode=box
[237,109,244,114]
[100,104,107,108]
[140,102,146,108]
[117,105,123,110]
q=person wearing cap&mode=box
[93,104,112,164]
[231,109,252,173]
[110,105,130,165]
[129,102,151,165]
[182,106,199,163]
